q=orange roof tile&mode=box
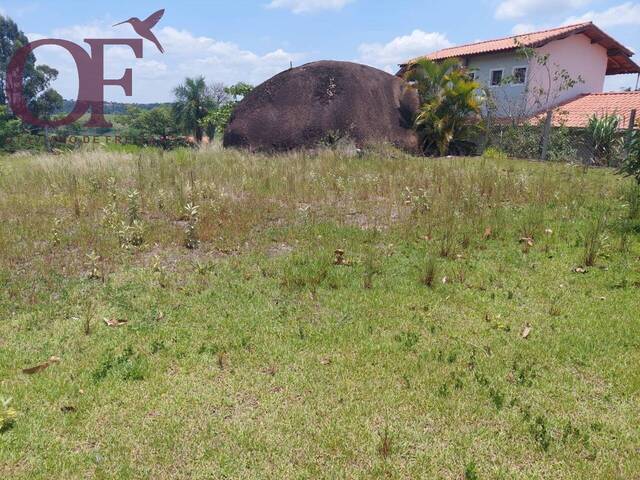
[399,22,640,76]
[424,23,592,61]
[535,92,640,128]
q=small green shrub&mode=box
[421,254,438,287]
[583,209,608,267]
[464,461,479,480]
[622,183,640,219]
[585,114,623,167]
[482,146,507,161]
[1,397,17,433]
[529,415,552,451]
[618,130,640,184]
[92,347,148,382]
[183,203,200,249]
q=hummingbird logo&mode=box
[113,9,165,53]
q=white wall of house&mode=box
[466,51,531,118]
[528,33,608,111]
[463,33,609,118]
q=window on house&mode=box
[512,67,527,84]
[490,69,503,86]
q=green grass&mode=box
[1,145,639,479]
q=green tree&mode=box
[0,105,22,150]
[31,88,63,150]
[200,82,253,140]
[1,14,32,105]
[123,106,175,138]
[173,76,213,142]
[1,15,61,108]
[404,58,482,156]
[224,82,253,102]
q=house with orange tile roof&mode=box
[398,22,640,128]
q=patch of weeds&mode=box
[150,340,166,354]
[281,253,330,297]
[464,461,479,480]
[184,202,200,250]
[562,421,598,460]
[520,205,544,240]
[378,427,393,460]
[394,330,420,350]
[1,397,17,433]
[51,217,62,247]
[437,382,450,397]
[439,227,456,258]
[85,250,102,280]
[404,186,430,216]
[362,247,381,289]
[529,415,552,451]
[583,208,608,267]
[118,220,145,248]
[446,350,458,364]
[421,254,438,287]
[126,189,141,224]
[473,371,489,387]
[549,296,562,317]
[622,182,640,219]
[451,372,464,390]
[92,347,148,383]
[151,256,169,288]
[193,260,215,275]
[511,359,536,387]
[198,343,221,356]
[488,386,505,410]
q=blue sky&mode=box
[1,0,639,102]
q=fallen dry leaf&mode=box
[519,237,534,247]
[103,318,128,327]
[22,363,50,375]
[545,228,553,235]
[574,267,587,274]
[320,357,332,365]
[521,324,532,339]
[60,405,76,413]
[262,366,277,376]
[483,227,493,239]
[22,356,60,375]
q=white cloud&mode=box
[25,21,305,103]
[266,0,353,14]
[357,29,452,73]
[511,23,538,34]
[564,2,640,27]
[496,0,590,20]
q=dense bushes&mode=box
[619,130,640,184]
[482,123,579,162]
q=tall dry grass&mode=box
[0,144,626,277]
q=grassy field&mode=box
[0,145,639,479]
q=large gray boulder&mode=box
[223,61,419,152]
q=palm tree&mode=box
[404,58,482,156]
[173,76,212,142]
